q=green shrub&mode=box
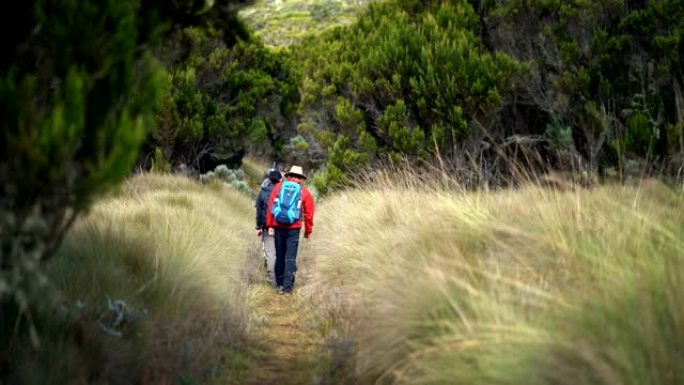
[1,0,168,316]
[285,0,684,186]
[293,0,518,193]
[545,121,574,153]
[0,1,249,380]
[150,27,299,170]
[625,111,658,157]
[200,165,254,196]
[150,147,172,174]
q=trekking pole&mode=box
[261,237,267,268]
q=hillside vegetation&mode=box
[2,174,256,384]
[292,0,684,192]
[305,178,684,384]
[240,0,371,46]
[4,171,684,384]
[136,0,684,191]
[3,0,684,383]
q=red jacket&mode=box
[266,177,315,236]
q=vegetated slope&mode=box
[305,179,684,384]
[290,0,684,193]
[8,174,257,384]
[239,0,371,46]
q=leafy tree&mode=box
[148,21,299,172]
[0,0,249,324]
[486,0,684,176]
[289,0,684,190]
[294,0,519,191]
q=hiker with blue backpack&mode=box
[266,165,315,294]
[255,168,282,287]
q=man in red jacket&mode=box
[266,165,315,294]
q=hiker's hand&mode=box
[256,229,263,237]
[304,233,311,239]
[268,228,275,236]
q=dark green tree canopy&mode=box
[149,24,298,172]
[289,0,684,193]
[0,0,252,306]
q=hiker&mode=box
[255,169,282,286]
[266,165,315,294]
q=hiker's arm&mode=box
[255,191,265,229]
[303,189,314,238]
[265,184,279,229]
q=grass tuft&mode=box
[6,173,256,384]
[304,178,684,384]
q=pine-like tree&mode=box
[0,0,249,306]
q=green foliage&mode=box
[150,147,172,173]
[487,0,684,174]
[0,0,171,312]
[625,111,658,157]
[289,135,311,152]
[294,0,518,193]
[200,165,253,195]
[240,0,371,46]
[236,0,684,190]
[0,0,250,380]
[545,120,574,153]
[335,98,365,138]
[151,26,299,170]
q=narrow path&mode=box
[245,284,320,385]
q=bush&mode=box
[0,0,249,380]
[293,0,519,193]
[286,0,684,188]
[150,26,299,171]
[150,147,172,174]
[545,120,574,153]
[0,0,170,319]
[200,165,253,196]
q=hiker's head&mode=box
[284,165,306,181]
[268,170,282,184]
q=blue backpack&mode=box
[271,181,302,224]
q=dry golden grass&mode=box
[304,178,684,384]
[24,173,257,384]
[241,155,272,187]
[12,171,684,384]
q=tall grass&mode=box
[305,178,684,384]
[6,174,256,384]
[241,156,271,187]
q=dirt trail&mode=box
[246,283,321,385]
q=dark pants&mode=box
[274,228,301,292]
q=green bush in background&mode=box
[200,165,254,196]
[285,0,684,193]
[293,0,519,192]
[150,23,299,171]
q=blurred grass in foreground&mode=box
[4,174,255,384]
[305,176,684,385]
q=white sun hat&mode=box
[285,165,307,179]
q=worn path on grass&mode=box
[245,275,322,385]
